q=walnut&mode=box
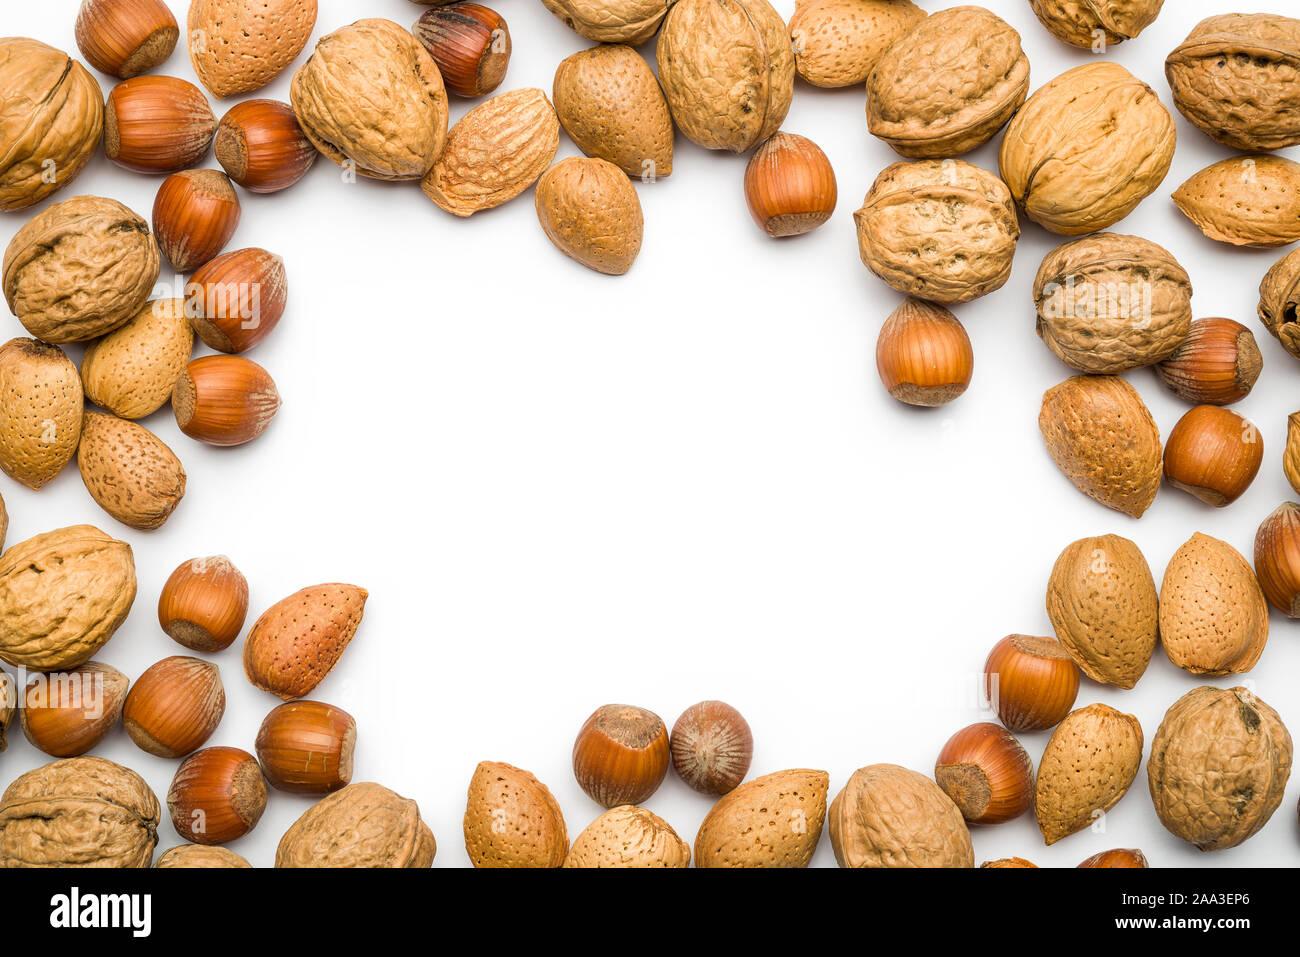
[1029,0,1164,50]
[867,6,1029,158]
[854,158,1020,304]
[541,0,676,44]
[1148,686,1292,851]
[2,196,160,344]
[290,19,448,181]
[1033,233,1192,374]
[276,782,435,867]
[1259,246,1300,359]
[999,62,1175,235]
[656,0,794,153]
[828,764,973,868]
[1166,14,1300,152]
[0,38,103,212]
[0,757,159,867]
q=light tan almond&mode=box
[81,299,193,420]
[1173,155,1300,248]
[77,412,186,531]
[0,338,83,490]
[189,0,317,99]
[464,761,568,868]
[695,768,828,868]
[789,0,923,89]
[535,157,643,276]
[1034,704,1143,845]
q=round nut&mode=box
[573,704,670,807]
[934,723,1034,825]
[743,131,837,238]
[1162,405,1263,507]
[1029,0,1164,49]
[172,354,282,446]
[1259,246,1300,360]
[20,662,130,758]
[669,700,753,795]
[983,634,1079,733]
[122,655,225,758]
[158,555,249,652]
[875,298,973,407]
[167,746,267,845]
[1256,503,1300,617]
[828,764,973,868]
[1155,317,1262,406]
[75,0,179,79]
[255,699,356,794]
[214,99,318,193]
[103,75,219,174]
[152,169,241,273]
[185,247,287,354]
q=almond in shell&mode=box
[188,0,318,99]
[1046,534,1158,689]
[421,88,559,217]
[1159,532,1268,676]
[553,45,673,180]
[1173,155,1300,248]
[77,412,186,531]
[0,338,83,490]
[243,583,368,699]
[1038,375,1162,518]
[695,768,828,868]
[1034,704,1142,844]
[562,805,690,868]
[80,300,193,420]
[828,763,973,868]
[788,0,923,89]
[535,157,643,276]
[464,761,568,868]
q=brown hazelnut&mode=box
[743,132,837,238]
[214,99,317,194]
[152,169,241,272]
[185,248,286,353]
[1077,848,1149,868]
[1163,405,1263,507]
[75,0,179,79]
[1254,502,1300,617]
[669,700,753,795]
[255,700,356,794]
[104,75,218,174]
[934,722,1033,825]
[984,635,1079,733]
[20,662,130,757]
[876,298,974,407]
[172,355,282,446]
[122,655,225,758]
[157,555,249,652]
[167,746,266,844]
[412,3,511,98]
[573,704,670,807]
[1155,317,1262,406]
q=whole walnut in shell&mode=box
[1149,686,1292,851]
[1029,1,1164,49]
[854,159,1019,304]
[1259,246,1300,359]
[0,39,103,212]
[155,844,252,868]
[828,764,973,868]
[0,756,159,867]
[276,782,435,867]
[3,196,160,344]
[788,0,924,89]
[867,6,1030,159]
[290,19,448,181]
[0,525,136,671]
[1166,14,1300,152]
[541,0,675,44]
[656,0,794,153]
[999,62,1175,235]
[1033,233,1192,374]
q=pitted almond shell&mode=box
[1034,704,1143,845]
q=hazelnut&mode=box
[1254,502,1300,617]
[255,699,356,794]
[984,635,1079,733]
[20,662,130,757]
[152,169,241,272]
[123,655,225,758]
[1077,848,1149,868]
[669,700,753,795]
[934,722,1033,825]
[75,0,179,79]
[743,132,837,238]
[157,555,249,652]
[876,298,974,407]
[185,248,286,353]
[1155,317,1262,406]
[572,704,670,807]
[104,75,218,174]
[167,746,267,845]
[214,99,318,194]
[1163,405,1263,507]
[412,3,511,98]
[172,355,282,446]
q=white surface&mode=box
[3,0,1298,868]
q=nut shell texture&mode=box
[80,299,194,421]
[695,768,828,868]
[1259,247,1300,359]
[854,159,1018,304]
[553,44,673,179]
[155,844,251,867]
[0,338,83,490]
[1166,14,1300,152]
[535,157,644,276]
[1149,686,1292,851]
[1173,155,1300,248]
[3,195,160,344]
[1046,534,1157,689]
[789,0,923,89]
[867,6,1029,159]
[290,19,449,181]
[1034,704,1143,845]
[542,0,674,44]
[563,805,690,868]
[828,764,973,868]
[422,88,559,217]
[0,756,159,867]
[656,0,794,153]
[0,39,103,212]
[77,412,187,531]
[1038,375,1162,518]
[1033,233,1192,374]
[1029,0,1163,48]
[189,0,317,99]
[0,525,135,671]
[277,782,435,867]
[243,583,368,700]
[999,62,1175,235]
[464,761,568,868]
[1159,533,1268,676]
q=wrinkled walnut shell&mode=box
[541,0,675,44]
[1029,0,1164,49]
[828,764,973,868]
[276,782,435,867]
[1260,246,1300,360]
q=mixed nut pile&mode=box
[0,0,1298,866]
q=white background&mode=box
[3,0,1299,868]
